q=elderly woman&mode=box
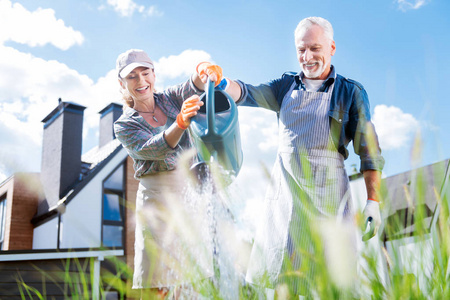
[113,49,242,298]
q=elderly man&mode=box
[233,16,385,295]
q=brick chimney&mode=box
[40,99,86,210]
[98,103,123,148]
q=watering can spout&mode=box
[188,79,243,187]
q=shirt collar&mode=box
[124,106,139,117]
[294,65,336,92]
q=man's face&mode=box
[295,24,336,80]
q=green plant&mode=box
[13,157,450,299]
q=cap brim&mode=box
[119,62,154,78]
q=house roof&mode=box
[31,139,124,226]
[382,159,450,240]
[82,138,122,173]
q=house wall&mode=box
[59,177,102,249]
[0,173,42,251]
[385,235,434,292]
[0,177,13,251]
[0,257,91,299]
[9,174,41,250]
[0,249,124,299]
[59,149,128,249]
[31,149,129,250]
[125,156,139,283]
[33,217,58,249]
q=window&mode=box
[0,195,6,250]
[102,164,125,248]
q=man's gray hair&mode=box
[294,16,334,44]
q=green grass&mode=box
[14,158,450,299]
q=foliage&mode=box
[14,159,450,299]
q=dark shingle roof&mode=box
[31,139,124,225]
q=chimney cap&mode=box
[41,101,86,124]
[98,102,122,116]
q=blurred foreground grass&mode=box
[16,160,450,299]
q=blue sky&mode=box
[1,0,449,217]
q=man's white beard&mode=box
[301,61,326,79]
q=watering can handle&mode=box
[205,78,217,137]
[362,216,376,241]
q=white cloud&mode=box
[396,0,430,11]
[231,107,278,232]
[0,108,42,182]
[0,0,84,50]
[106,0,163,17]
[0,45,122,178]
[372,104,420,150]
[146,5,164,17]
[154,49,212,89]
[238,107,278,155]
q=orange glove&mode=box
[176,95,203,130]
[196,62,223,86]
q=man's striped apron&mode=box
[246,81,354,293]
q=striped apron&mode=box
[246,81,354,293]
[133,169,213,289]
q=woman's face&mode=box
[120,66,156,102]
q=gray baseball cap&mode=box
[116,49,154,78]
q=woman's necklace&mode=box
[135,106,158,122]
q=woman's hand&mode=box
[176,95,204,130]
[196,62,223,86]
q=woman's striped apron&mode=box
[246,81,354,293]
[133,169,213,289]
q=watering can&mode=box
[189,78,243,185]
[362,217,376,241]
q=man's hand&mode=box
[362,199,381,240]
[176,95,203,130]
[196,62,223,86]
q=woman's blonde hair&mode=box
[119,83,135,109]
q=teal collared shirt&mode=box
[294,66,336,92]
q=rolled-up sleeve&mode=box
[114,119,178,161]
[237,73,296,112]
[160,76,204,118]
[349,87,385,172]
